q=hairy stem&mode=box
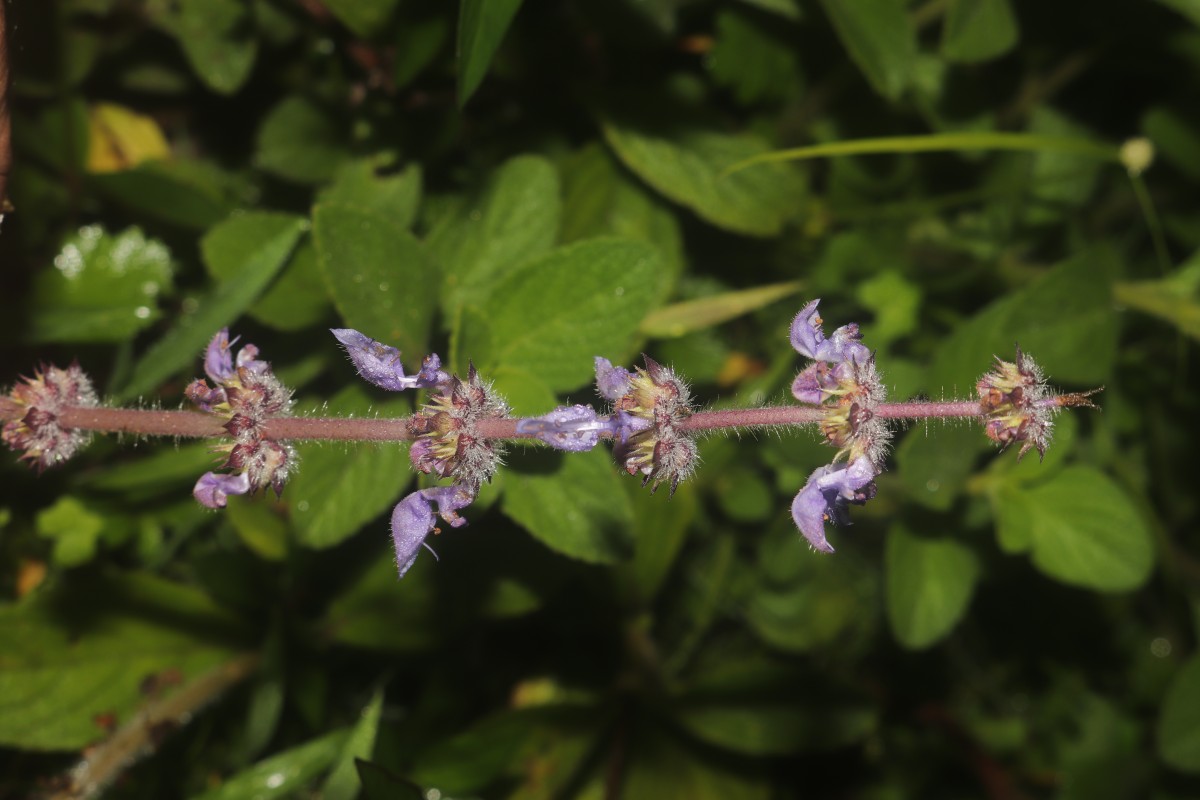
[14,399,988,443]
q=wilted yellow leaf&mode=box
[86,102,170,173]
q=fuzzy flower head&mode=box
[790,299,889,469]
[188,330,295,508]
[408,363,509,491]
[596,355,697,495]
[2,363,98,471]
[976,346,1099,461]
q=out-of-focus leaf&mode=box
[249,240,332,332]
[641,281,801,338]
[457,238,665,391]
[410,709,539,794]
[319,160,423,230]
[736,0,802,19]
[941,0,1019,63]
[394,15,449,88]
[85,103,170,173]
[357,760,424,800]
[427,155,561,316]
[895,423,985,512]
[930,248,1118,392]
[1143,107,1200,180]
[560,143,684,282]
[1114,251,1200,341]
[992,467,1153,592]
[323,689,384,800]
[708,9,801,105]
[603,115,805,237]
[314,202,437,359]
[91,159,237,230]
[255,96,349,184]
[79,442,215,493]
[0,572,246,750]
[192,729,350,800]
[621,725,769,798]
[817,0,916,100]
[885,526,979,649]
[287,386,412,549]
[1158,656,1200,771]
[225,496,289,561]
[149,0,257,95]
[503,449,634,564]
[856,270,920,348]
[457,0,525,106]
[622,481,697,604]
[26,225,173,343]
[1022,109,1104,224]
[320,553,439,653]
[322,0,401,37]
[1155,0,1200,27]
[118,213,307,399]
[36,496,105,567]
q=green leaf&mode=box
[192,729,350,800]
[26,226,173,343]
[941,0,1019,63]
[885,526,980,649]
[321,0,401,37]
[621,726,769,799]
[0,572,246,750]
[320,552,439,653]
[502,449,634,564]
[91,160,235,229]
[736,0,802,20]
[1154,0,1200,27]
[225,496,289,561]
[357,760,424,800]
[622,481,697,604]
[675,698,876,756]
[895,423,985,511]
[708,9,802,105]
[1143,107,1200,181]
[287,386,412,549]
[411,709,537,793]
[1158,656,1200,772]
[248,240,333,332]
[255,96,350,184]
[426,154,561,316]
[314,202,438,359]
[560,143,684,282]
[319,160,423,230]
[456,238,666,391]
[36,496,106,567]
[1114,250,1200,342]
[323,689,385,800]
[993,467,1153,592]
[817,0,917,100]
[603,115,806,237]
[929,248,1118,393]
[640,281,802,338]
[394,15,450,89]
[149,0,257,94]
[118,213,307,400]
[457,0,525,106]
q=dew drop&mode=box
[614,286,625,297]
[925,479,940,493]
[1151,637,1172,658]
[135,306,151,319]
[265,772,285,789]
[297,501,310,513]
[379,282,389,292]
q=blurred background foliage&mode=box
[1,0,1199,797]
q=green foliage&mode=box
[3,0,1197,797]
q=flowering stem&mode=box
[22,399,989,443]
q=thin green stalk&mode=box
[722,132,1120,177]
[1128,172,1172,275]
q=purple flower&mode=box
[594,357,634,401]
[516,405,609,451]
[391,483,475,577]
[193,471,252,509]
[204,329,239,383]
[790,456,878,553]
[790,299,871,365]
[332,329,449,392]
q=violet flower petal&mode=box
[194,471,252,509]
[516,405,606,451]
[391,490,436,577]
[790,300,871,365]
[332,329,447,391]
[595,357,634,401]
[790,456,878,553]
[204,329,238,383]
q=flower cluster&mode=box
[187,330,294,508]
[595,355,697,495]
[334,328,508,577]
[1,363,98,472]
[788,300,889,553]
